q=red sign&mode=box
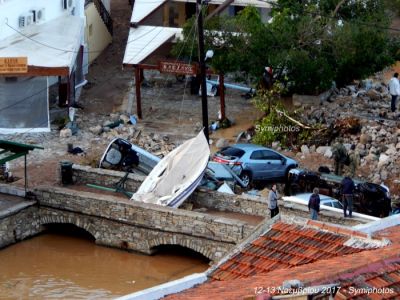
[159,61,197,75]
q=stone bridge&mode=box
[34,187,255,262]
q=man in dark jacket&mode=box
[341,176,355,217]
[268,184,279,218]
[308,188,320,220]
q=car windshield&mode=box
[218,147,245,158]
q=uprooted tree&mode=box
[173,0,400,95]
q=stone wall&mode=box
[0,205,42,249]
[189,188,268,216]
[35,186,255,261]
[71,165,268,216]
[72,164,145,192]
[69,165,367,226]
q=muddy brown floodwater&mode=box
[0,232,209,299]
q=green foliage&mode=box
[172,1,400,95]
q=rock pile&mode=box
[297,78,400,201]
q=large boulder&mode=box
[366,89,381,101]
[89,125,103,135]
[378,154,391,168]
[324,148,333,158]
[359,134,372,144]
[301,145,310,155]
[60,128,72,138]
[316,146,329,154]
[216,138,229,149]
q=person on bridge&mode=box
[268,184,279,218]
[308,188,320,220]
[341,176,355,218]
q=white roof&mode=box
[0,15,83,73]
[130,0,271,25]
[173,0,272,8]
[131,0,167,24]
[123,26,182,65]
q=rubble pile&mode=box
[296,78,400,200]
[83,113,176,158]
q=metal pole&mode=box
[24,155,27,194]
[197,0,209,143]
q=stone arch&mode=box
[39,212,98,240]
[147,236,213,261]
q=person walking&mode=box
[268,184,279,218]
[332,139,348,176]
[308,188,320,220]
[389,72,400,113]
[341,176,355,218]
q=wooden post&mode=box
[135,67,142,119]
[219,73,225,120]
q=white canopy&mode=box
[131,0,167,24]
[0,15,83,73]
[123,26,182,66]
[173,0,272,8]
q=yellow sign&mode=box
[0,57,28,74]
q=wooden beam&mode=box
[205,0,234,21]
[0,66,69,77]
[135,67,142,119]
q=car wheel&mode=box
[240,171,252,188]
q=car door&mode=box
[261,150,285,179]
[248,150,269,180]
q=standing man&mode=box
[308,188,321,220]
[341,176,355,218]
[389,72,400,113]
[348,144,360,178]
[268,184,279,218]
[332,139,348,176]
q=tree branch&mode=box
[332,0,346,17]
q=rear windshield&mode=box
[219,147,245,158]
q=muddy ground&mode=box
[1,0,400,198]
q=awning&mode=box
[0,15,84,76]
[0,140,43,164]
[123,26,182,66]
[131,0,167,25]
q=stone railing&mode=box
[35,186,254,244]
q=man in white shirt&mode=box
[389,72,400,113]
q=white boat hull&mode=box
[131,131,210,208]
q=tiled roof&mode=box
[163,245,400,300]
[210,221,368,281]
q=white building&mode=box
[0,0,111,134]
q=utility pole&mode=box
[197,0,209,143]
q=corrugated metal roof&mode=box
[123,26,182,66]
[0,15,83,72]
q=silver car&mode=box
[212,144,298,187]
